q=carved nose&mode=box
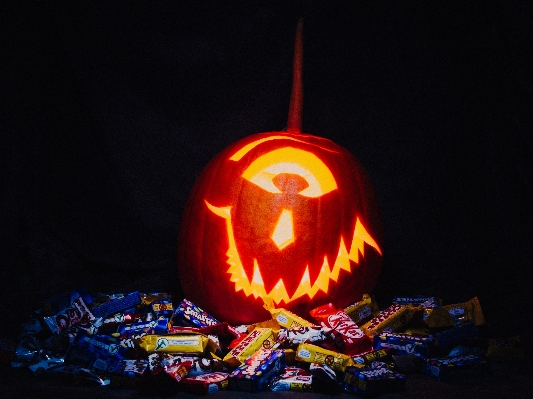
[271,208,294,250]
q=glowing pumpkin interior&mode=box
[204,140,382,306]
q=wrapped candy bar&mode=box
[170,321,240,352]
[309,362,339,393]
[172,298,220,328]
[67,331,129,374]
[228,349,285,392]
[148,353,224,376]
[152,301,174,318]
[269,307,313,329]
[91,291,141,319]
[362,304,418,336]
[110,359,149,388]
[164,360,192,383]
[295,343,353,372]
[310,303,373,356]
[269,366,312,392]
[424,354,488,380]
[443,296,485,326]
[181,372,230,394]
[343,294,380,325]
[276,325,329,347]
[351,349,390,368]
[139,332,218,355]
[434,321,478,348]
[223,328,276,369]
[373,332,436,359]
[343,366,406,396]
[44,294,94,334]
[392,296,442,307]
[118,317,170,336]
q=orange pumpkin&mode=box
[177,20,383,325]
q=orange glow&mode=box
[205,201,382,305]
[271,209,294,250]
[242,147,337,198]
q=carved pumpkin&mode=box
[177,20,383,325]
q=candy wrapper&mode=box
[43,294,94,334]
[148,353,224,376]
[344,366,406,396]
[485,336,524,362]
[269,366,312,392]
[344,294,380,325]
[362,304,418,336]
[182,372,230,394]
[110,359,150,388]
[276,325,329,347]
[172,298,220,328]
[91,291,141,319]
[310,303,373,356]
[269,308,313,329]
[424,354,488,380]
[295,342,353,372]
[435,321,478,348]
[228,349,285,392]
[373,332,436,359]
[223,328,276,369]
[139,332,218,355]
[443,297,485,326]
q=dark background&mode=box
[3,1,532,343]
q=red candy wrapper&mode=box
[310,303,372,356]
[181,372,229,394]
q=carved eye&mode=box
[241,147,337,198]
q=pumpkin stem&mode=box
[287,18,304,134]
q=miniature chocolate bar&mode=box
[182,372,230,394]
[172,298,220,328]
[344,366,406,396]
[228,349,285,392]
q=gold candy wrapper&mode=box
[269,308,313,329]
[442,296,485,326]
[343,294,380,325]
[223,328,276,369]
[295,343,353,372]
[362,304,418,336]
[139,332,218,355]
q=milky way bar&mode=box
[373,332,436,359]
[295,343,353,372]
[424,354,488,380]
[228,349,285,392]
[344,366,406,396]
[362,304,418,336]
[172,298,220,328]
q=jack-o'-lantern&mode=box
[177,20,383,325]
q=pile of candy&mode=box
[1,288,524,396]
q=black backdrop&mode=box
[3,2,532,338]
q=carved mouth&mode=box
[206,201,382,305]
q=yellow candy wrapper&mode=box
[223,328,276,369]
[295,343,353,372]
[269,308,313,329]
[139,332,218,355]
